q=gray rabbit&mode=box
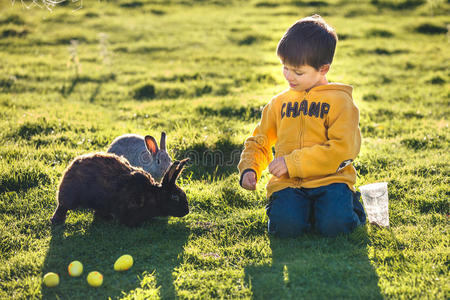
[107,132,171,182]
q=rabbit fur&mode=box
[107,132,171,182]
[51,152,189,227]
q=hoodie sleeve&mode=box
[238,100,278,181]
[284,98,361,178]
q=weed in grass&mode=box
[67,39,81,77]
[425,0,447,15]
[195,104,263,121]
[255,1,280,8]
[154,72,203,82]
[405,62,415,69]
[415,22,448,34]
[230,33,271,46]
[371,0,426,10]
[55,34,89,45]
[98,32,111,67]
[149,8,166,15]
[119,1,144,8]
[133,82,156,100]
[355,47,409,56]
[363,93,381,102]
[292,1,329,7]
[337,33,353,40]
[1,26,30,38]
[366,28,395,38]
[426,75,446,85]
[402,110,424,119]
[84,11,99,18]
[0,14,26,25]
[113,45,177,54]
[0,76,17,92]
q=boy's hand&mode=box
[269,157,288,178]
[242,171,257,190]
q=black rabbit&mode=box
[51,152,189,227]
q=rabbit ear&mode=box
[144,135,158,156]
[169,158,189,185]
[160,132,167,151]
[162,161,180,186]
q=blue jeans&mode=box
[266,183,366,238]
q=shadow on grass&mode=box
[174,139,243,181]
[245,227,382,299]
[60,74,114,99]
[41,216,189,299]
[60,77,79,97]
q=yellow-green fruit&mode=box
[68,261,83,277]
[87,271,103,287]
[114,254,133,271]
[43,272,59,287]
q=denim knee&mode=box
[268,213,309,238]
[266,188,311,238]
[315,215,357,237]
[313,183,359,237]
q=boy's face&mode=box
[282,63,329,92]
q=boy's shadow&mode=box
[245,227,382,299]
[42,215,189,299]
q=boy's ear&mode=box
[319,64,330,75]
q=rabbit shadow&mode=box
[42,215,189,299]
[245,227,383,299]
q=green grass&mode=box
[0,0,449,298]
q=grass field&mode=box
[0,0,449,299]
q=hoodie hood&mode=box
[310,83,353,97]
[288,83,353,98]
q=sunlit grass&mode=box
[0,0,449,299]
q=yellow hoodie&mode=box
[238,83,361,198]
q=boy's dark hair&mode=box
[277,15,337,70]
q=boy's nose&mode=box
[285,70,294,81]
